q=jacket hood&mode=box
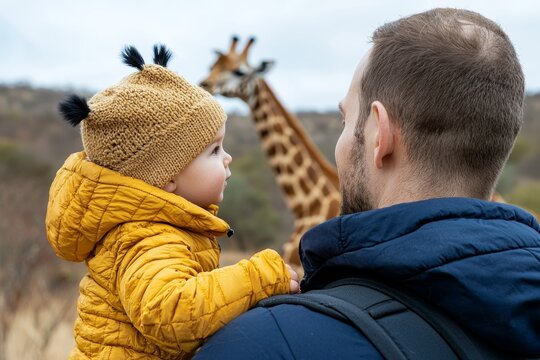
[300,197,540,356]
[46,152,230,262]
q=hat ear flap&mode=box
[58,95,90,127]
[153,44,173,67]
[121,46,145,70]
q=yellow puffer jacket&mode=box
[45,152,290,359]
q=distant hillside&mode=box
[1,83,539,183]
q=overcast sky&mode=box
[1,0,539,113]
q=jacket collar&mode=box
[301,197,539,287]
[46,152,230,262]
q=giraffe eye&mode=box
[233,69,246,76]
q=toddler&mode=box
[45,44,299,359]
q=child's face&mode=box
[167,124,232,208]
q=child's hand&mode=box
[286,264,300,294]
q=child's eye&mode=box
[212,146,220,155]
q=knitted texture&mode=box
[81,63,226,188]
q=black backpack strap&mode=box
[260,289,409,360]
[258,277,510,360]
[329,278,507,360]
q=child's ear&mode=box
[162,180,177,193]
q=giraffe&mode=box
[200,36,341,270]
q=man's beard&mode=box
[340,137,374,215]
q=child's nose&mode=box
[224,152,232,166]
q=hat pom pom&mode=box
[153,44,173,67]
[121,46,145,70]
[58,95,90,126]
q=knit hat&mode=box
[58,44,227,188]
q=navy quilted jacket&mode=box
[195,198,540,359]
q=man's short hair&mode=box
[360,8,524,197]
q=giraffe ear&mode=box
[256,60,275,74]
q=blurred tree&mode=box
[497,164,518,195]
[218,165,281,252]
[0,140,51,180]
[507,136,535,165]
[506,182,540,215]
[498,135,537,195]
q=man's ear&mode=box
[371,101,394,169]
[162,179,177,193]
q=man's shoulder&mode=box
[194,303,382,360]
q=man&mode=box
[195,8,540,359]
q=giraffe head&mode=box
[200,36,274,100]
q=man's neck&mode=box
[375,175,485,209]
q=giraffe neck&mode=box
[244,78,340,220]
